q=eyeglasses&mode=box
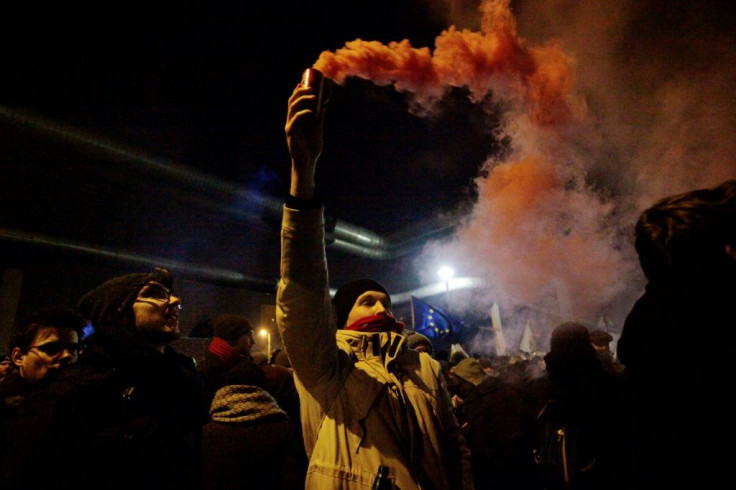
[30,341,83,357]
[135,283,182,310]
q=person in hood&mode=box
[277,71,473,489]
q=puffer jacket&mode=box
[277,205,473,489]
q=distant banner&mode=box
[410,296,465,342]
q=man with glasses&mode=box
[0,268,207,490]
[7,307,84,384]
[0,306,85,417]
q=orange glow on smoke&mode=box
[482,157,561,237]
[451,154,623,317]
[312,0,636,324]
[313,0,576,126]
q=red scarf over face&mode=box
[207,336,241,365]
[344,313,405,333]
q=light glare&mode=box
[437,266,455,282]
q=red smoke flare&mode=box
[314,0,634,330]
[313,0,576,126]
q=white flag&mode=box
[519,320,536,354]
[450,342,470,360]
[597,315,612,331]
[490,303,507,356]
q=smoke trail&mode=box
[311,0,736,347]
[314,0,580,125]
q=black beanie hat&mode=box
[77,268,173,331]
[213,314,253,343]
[404,330,434,355]
[333,279,390,328]
[544,322,598,373]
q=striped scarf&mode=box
[209,385,286,423]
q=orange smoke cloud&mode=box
[313,0,640,332]
[446,155,628,322]
[313,0,576,126]
[480,157,561,239]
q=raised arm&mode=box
[285,82,324,200]
[277,77,337,392]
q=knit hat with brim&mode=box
[77,268,173,331]
[548,322,593,355]
[333,279,390,329]
[544,322,598,373]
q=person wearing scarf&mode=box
[277,78,473,489]
[202,358,306,490]
[334,279,406,334]
[198,314,255,405]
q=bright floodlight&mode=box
[437,266,455,282]
[259,328,268,338]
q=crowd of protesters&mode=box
[1,71,734,489]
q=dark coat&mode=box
[201,358,306,490]
[616,280,736,489]
[461,375,539,490]
[0,369,29,421]
[202,405,305,490]
[198,348,232,404]
[199,348,305,440]
[527,340,624,490]
[0,330,208,490]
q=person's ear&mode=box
[10,347,26,367]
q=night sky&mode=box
[1,1,492,285]
[2,0,482,226]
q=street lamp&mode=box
[259,328,271,361]
[437,266,454,292]
[437,266,454,308]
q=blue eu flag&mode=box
[410,296,465,342]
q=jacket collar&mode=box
[337,329,407,367]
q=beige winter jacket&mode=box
[277,206,473,489]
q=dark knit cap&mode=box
[333,279,390,329]
[213,314,253,343]
[77,268,174,331]
[404,330,434,354]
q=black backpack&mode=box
[533,398,597,490]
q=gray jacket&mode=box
[277,205,473,489]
